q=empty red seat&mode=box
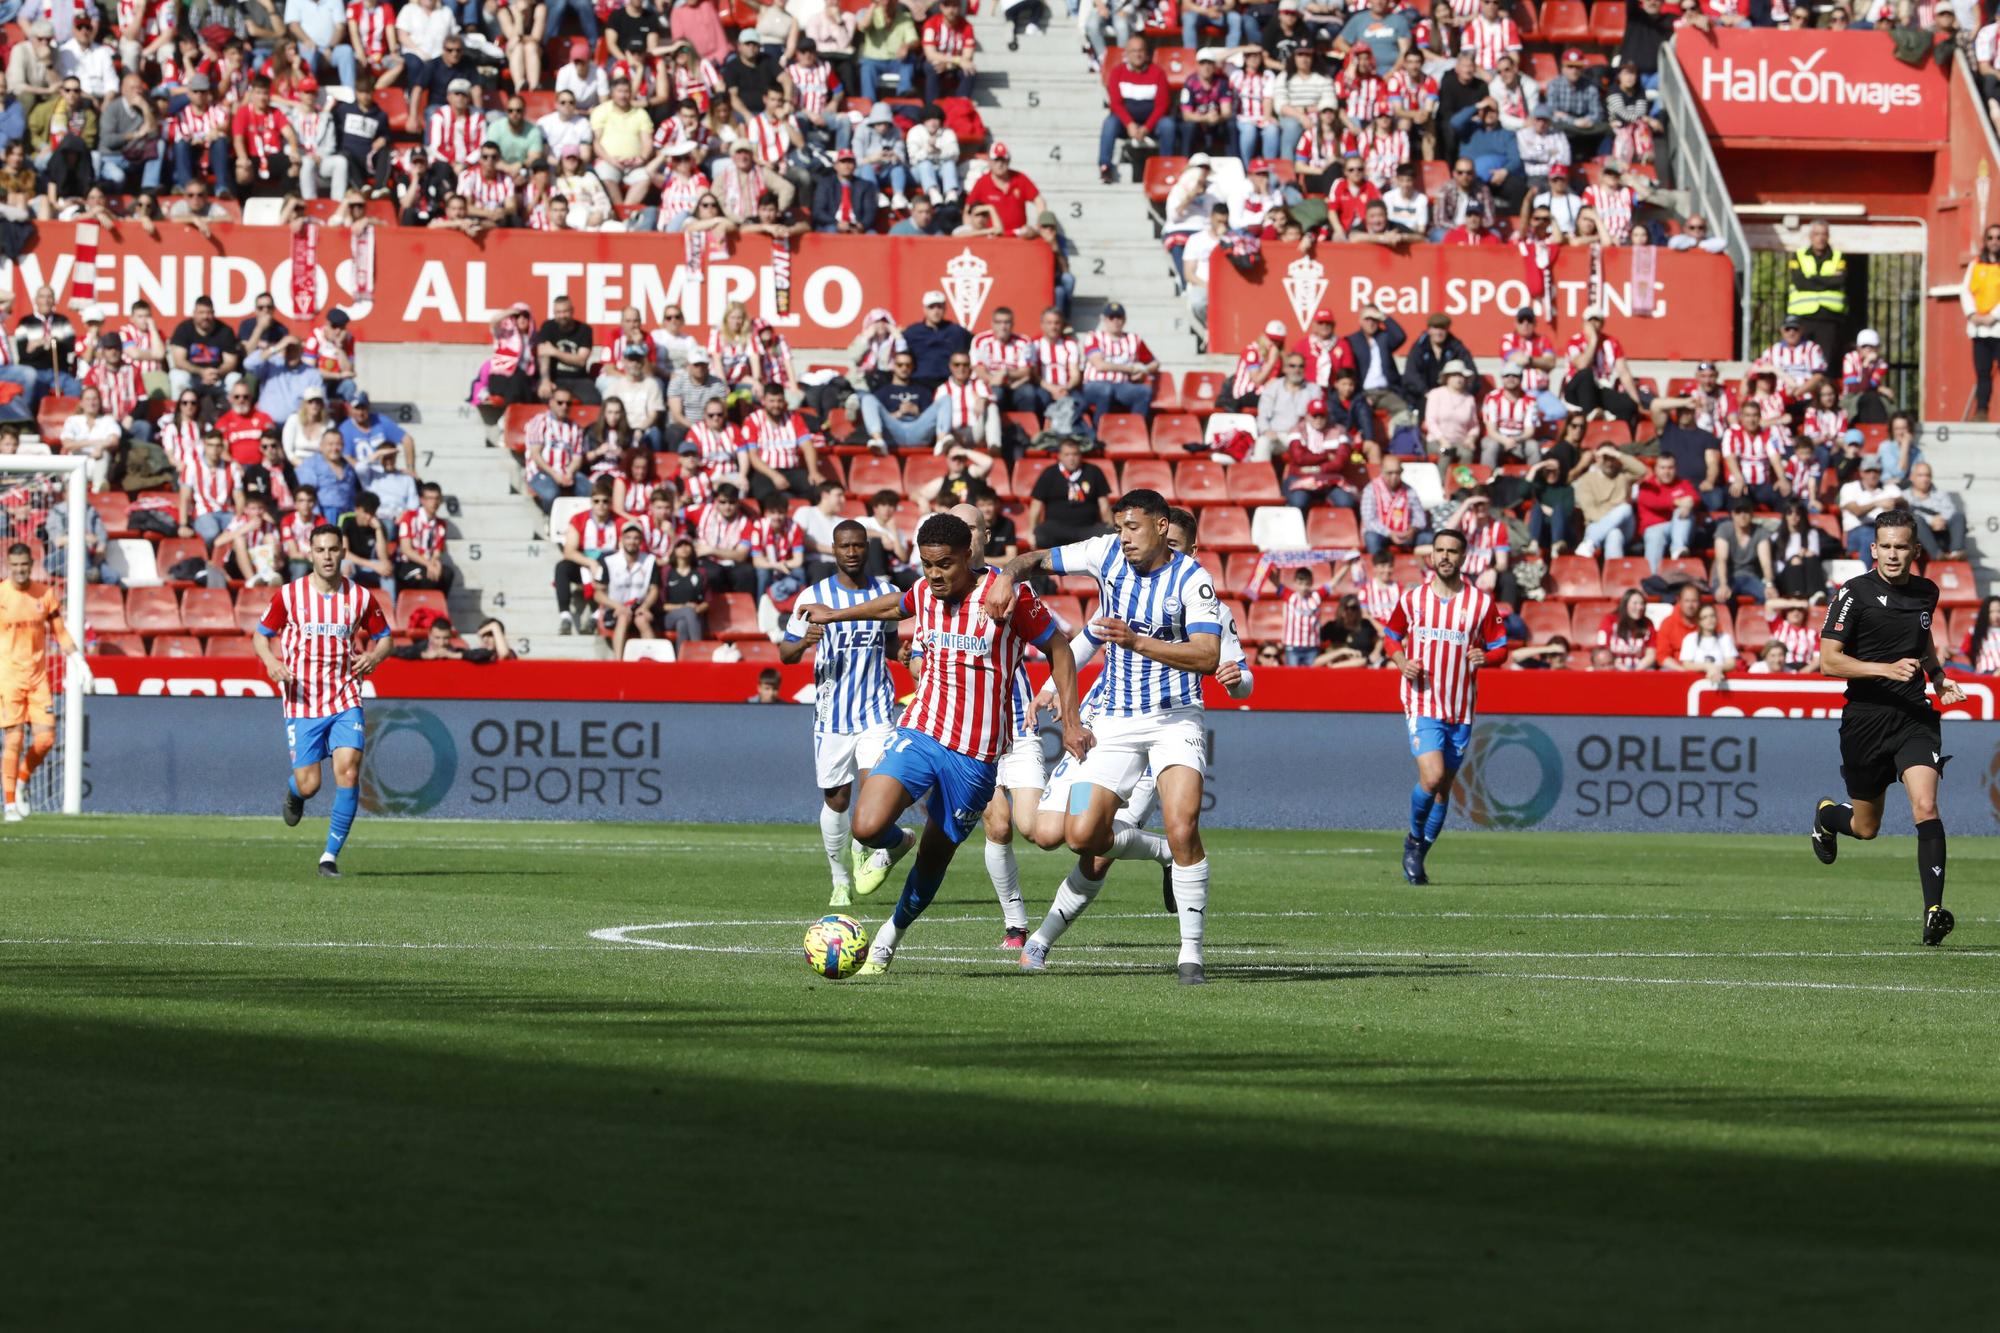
[181,587,237,636]
[734,640,780,664]
[153,537,209,577]
[207,635,256,657]
[1600,558,1649,593]
[1182,372,1225,414]
[904,454,948,497]
[1537,0,1590,42]
[501,403,539,454]
[1152,45,1198,88]
[233,589,270,634]
[1150,412,1202,454]
[1589,0,1627,44]
[1305,507,1360,548]
[1143,155,1188,205]
[1659,557,1706,584]
[709,592,764,641]
[1931,561,1979,607]
[1548,555,1603,599]
[840,454,898,496]
[95,632,146,656]
[149,634,204,657]
[1043,595,1086,629]
[1521,603,1570,644]
[1012,457,1050,499]
[1227,466,1283,505]
[125,587,184,634]
[1569,600,1617,643]
[1243,601,1286,644]
[1149,375,1186,415]
[1176,459,1229,505]
[85,584,128,633]
[1734,612,1772,653]
[90,492,131,534]
[1200,505,1254,550]
[1097,413,1151,458]
[1119,459,1176,501]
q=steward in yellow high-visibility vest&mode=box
[1787,220,1848,373]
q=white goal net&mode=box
[0,454,87,815]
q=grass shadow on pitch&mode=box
[6,997,2000,1330]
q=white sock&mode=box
[1106,825,1171,866]
[871,916,903,958]
[821,804,853,888]
[1030,864,1104,948]
[1172,859,1209,966]
[985,837,1027,929]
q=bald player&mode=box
[2,542,83,822]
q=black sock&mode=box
[1823,802,1855,836]
[1916,818,1946,911]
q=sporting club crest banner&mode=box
[3,224,1053,349]
[1673,29,1948,145]
[1207,241,1734,360]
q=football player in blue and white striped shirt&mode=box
[1030,506,1253,958]
[780,520,901,907]
[985,489,1225,985]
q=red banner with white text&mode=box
[80,658,2000,721]
[4,223,1052,348]
[1673,29,1947,146]
[1207,242,1735,359]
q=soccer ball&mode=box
[803,914,870,980]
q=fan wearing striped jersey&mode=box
[1381,528,1509,886]
[252,524,395,877]
[778,519,901,908]
[1030,506,1254,940]
[986,489,1225,985]
[801,512,1088,977]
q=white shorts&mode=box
[1120,771,1158,828]
[1070,707,1207,804]
[995,730,1046,794]
[813,721,894,790]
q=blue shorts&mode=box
[872,726,999,845]
[1408,715,1472,771]
[288,707,366,768]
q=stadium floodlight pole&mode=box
[0,453,86,814]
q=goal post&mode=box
[0,453,87,815]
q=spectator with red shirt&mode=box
[1596,588,1658,670]
[1281,399,1359,513]
[1294,309,1357,394]
[1442,207,1504,246]
[1327,156,1382,234]
[1098,35,1173,184]
[1841,327,1892,424]
[1635,450,1701,573]
[919,0,976,102]
[1652,582,1706,666]
[965,143,1045,238]
[217,382,278,466]
[230,76,300,198]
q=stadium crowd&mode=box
[0,0,1983,675]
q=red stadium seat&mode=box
[1304,508,1360,548]
[501,403,539,455]
[984,459,1015,500]
[733,640,781,664]
[1392,554,1424,587]
[1243,600,1286,645]
[678,641,727,661]
[1582,419,1635,450]
[1044,595,1087,630]
[1547,555,1603,599]
[903,454,948,497]
[85,584,128,633]
[1521,603,1570,644]
[1590,0,1628,44]
[35,395,77,443]
[181,587,236,636]
[1176,459,1229,506]
[1223,552,1264,592]
[1119,459,1176,501]
[149,634,204,658]
[1569,600,1616,644]
[1097,414,1151,458]
[1227,466,1283,506]
[90,492,130,536]
[1191,549,1225,582]
[845,454,902,495]
[1153,46,1198,87]
[1151,412,1202,454]
[1600,558,1649,594]
[1734,611,1772,653]
[708,593,764,641]
[1013,457,1051,500]
[234,589,270,634]
[1659,557,1706,584]
[395,590,448,632]
[1538,1,1590,42]
[125,587,184,634]
[95,633,147,656]
[1200,505,1255,550]
[1182,372,1225,415]
[1143,155,1188,205]
[1931,561,1979,607]
[1056,574,1098,597]
[207,635,257,657]
[153,537,208,576]
[1150,375,1187,415]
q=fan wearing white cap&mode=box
[1174,52,1235,159]
[1222,320,1290,411]
[1840,327,1892,423]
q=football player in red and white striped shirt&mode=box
[177,429,243,547]
[525,391,587,509]
[1760,317,1830,402]
[933,354,995,450]
[1032,306,1084,406]
[1719,401,1790,506]
[737,382,822,505]
[1382,528,1508,884]
[1480,365,1541,462]
[253,522,394,877]
[800,511,1084,976]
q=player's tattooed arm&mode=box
[982,548,1053,621]
[800,588,908,624]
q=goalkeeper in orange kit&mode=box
[2,542,83,822]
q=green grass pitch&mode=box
[6,816,2000,1329]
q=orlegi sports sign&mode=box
[1674,30,1946,144]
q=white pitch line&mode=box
[6,831,1377,857]
[0,937,649,952]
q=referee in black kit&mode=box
[1810,509,1968,945]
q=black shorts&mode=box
[1839,702,1945,801]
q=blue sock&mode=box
[856,822,905,851]
[325,784,358,860]
[1423,788,1450,844]
[890,859,947,929]
[288,774,303,799]
[1408,783,1434,843]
